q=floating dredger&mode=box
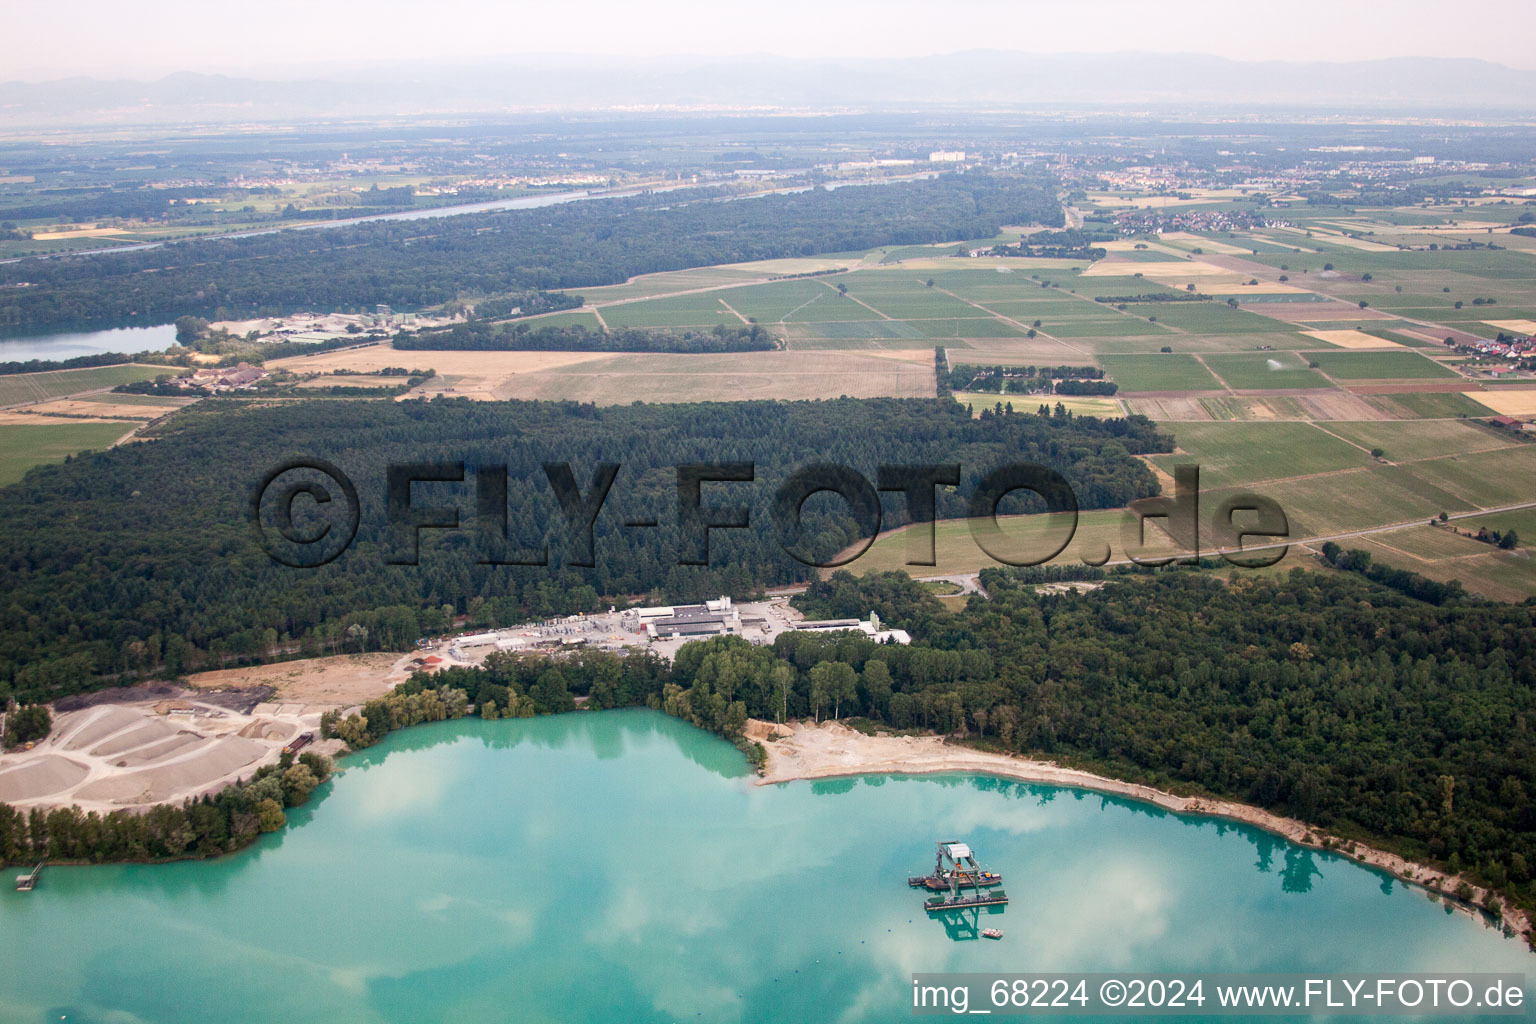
[909,840,1008,912]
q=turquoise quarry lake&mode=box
[0,709,1527,1022]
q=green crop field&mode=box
[1310,351,1459,380]
[521,309,603,330]
[909,318,1027,339]
[1206,467,1468,540]
[713,280,880,323]
[598,293,743,328]
[840,278,986,319]
[0,364,173,407]
[783,320,927,342]
[1100,353,1225,392]
[1377,391,1490,418]
[1323,420,1517,461]
[1202,351,1332,390]
[570,266,763,304]
[845,508,1179,577]
[1040,317,1169,338]
[985,299,1113,319]
[1396,445,1536,508]
[1154,422,1366,488]
[0,421,134,485]
[1352,528,1536,603]
[1124,302,1286,334]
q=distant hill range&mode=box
[3,51,1535,126]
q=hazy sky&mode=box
[5,0,1534,80]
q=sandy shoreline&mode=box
[750,719,1531,944]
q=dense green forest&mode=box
[0,174,1061,328]
[779,568,1536,924]
[395,322,776,353]
[0,397,1165,699]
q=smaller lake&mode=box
[0,323,179,362]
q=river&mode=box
[0,709,1525,1022]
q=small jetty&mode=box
[14,861,44,892]
[912,840,1009,913]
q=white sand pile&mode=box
[90,718,181,757]
[116,735,205,768]
[237,719,296,743]
[57,706,146,751]
[75,737,268,805]
[0,755,89,801]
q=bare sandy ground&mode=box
[0,700,315,812]
[184,653,406,707]
[0,654,421,813]
[752,719,1527,939]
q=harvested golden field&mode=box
[1158,232,1253,255]
[1483,319,1536,334]
[25,398,177,420]
[1303,330,1402,349]
[294,374,407,389]
[490,350,937,403]
[269,342,607,375]
[1468,389,1536,416]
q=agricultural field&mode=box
[1099,354,1225,392]
[284,223,1536,606]
[1123,302,1286,334]
[1152,421,1368,488]
[1309,350,1459,380]
[1322,420,1517,461]
[842,508,1187,578]
[0,421,135,485]
[488,350,937,404]
[1201,351,1331,390]
[1376,391,1490,418]
[1349,523,1535,602]
[0,364,173,407]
